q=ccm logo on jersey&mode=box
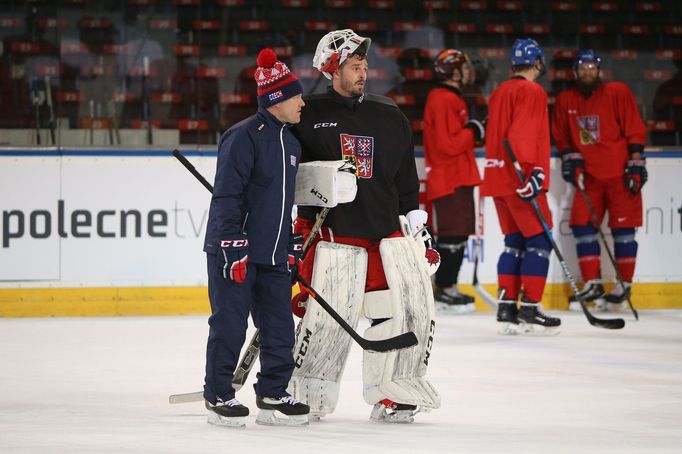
[220,239,249,248]
[484,158,505,168]
[313,122,338,128]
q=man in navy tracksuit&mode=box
[202,49,309,427]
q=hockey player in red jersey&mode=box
[552,49,648,310]
[288,29,441,423]
[481,38,561,334]
[423,49,483,312]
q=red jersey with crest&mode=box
[481,77,551,197]
[551,82,647,180]
[423,84,482,201]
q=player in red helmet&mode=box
[423,49,484,312]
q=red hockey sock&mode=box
[578,255,601,282]
[498,274,521,300]
[616,257,636,282]
[522,275,547,302]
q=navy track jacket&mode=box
[204,108,301,265]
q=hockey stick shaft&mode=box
[502,139,624,329]
[172,149,214,193]
[472,190,498,309]
[169,207,328,404]
[173,152,417,343]
[294,272,418,352]
[576,174,639,320]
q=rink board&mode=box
[1,147,681,315]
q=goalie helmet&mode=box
[433,48,470,79]
[313,29,372,80]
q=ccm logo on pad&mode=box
[221,239,249,248]
[313,122,338,128]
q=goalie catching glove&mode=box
[218,234,249,284]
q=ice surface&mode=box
[1,310,681,453]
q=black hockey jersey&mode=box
[292,88,419,240]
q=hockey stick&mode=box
[169,209,330,404]
[174,148,417,349]
[471,190,498,309]
[502,139,624,330]
[169,151,418,403]
[576,173,639,320]
[294,272,418,352]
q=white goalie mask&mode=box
[313,29,372,80]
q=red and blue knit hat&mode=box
[254,48,303,108]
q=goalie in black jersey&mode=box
[288,29,441,424]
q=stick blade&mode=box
[169,391,203,404]
[589,316,626,330]
[362,331,419,353]
[583,306,626,330]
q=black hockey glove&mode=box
[288,233,304,279]
[516,166,545,201]
[218,234,249,284]
[624,159,647,195]
[464,119,485,143]
[559,149,584,186]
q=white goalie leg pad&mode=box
[362,237,441,409]
[288,241,367,416]
[294,160,358,208]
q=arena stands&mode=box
[0,0,680,146]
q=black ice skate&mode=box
[496,300,519,335]
[568,279,605,311]
[370,399,419,424]
[603,282,631,311]
[255,395,309,426]
[206,397,249,428]
[517,302,561,335]
[434,287,475,314]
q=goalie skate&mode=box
[369,399,419,424]
[255,396,310,427]
[206,398,249,428]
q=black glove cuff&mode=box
[627,143,645,156]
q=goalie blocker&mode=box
[288,213,441,421]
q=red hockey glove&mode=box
[516,166,545,200]
[290,288,309,318]
[624,159,647,195]
[219,234,249,284]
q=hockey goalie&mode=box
[287,28,442,424]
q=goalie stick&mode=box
[503,139,625,330]
[471,190,498,309]
[169,209,330,404]
[169,150,418,403]
[576,173,639,320]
